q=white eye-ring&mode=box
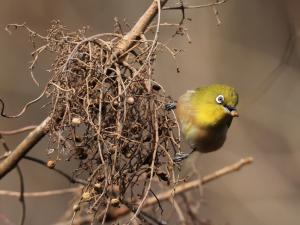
[216,95,224,104]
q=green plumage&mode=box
[176,84,239,153]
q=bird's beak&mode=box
[230,110,239,117]
[224,105,239,117]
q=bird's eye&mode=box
[216,95,224,104]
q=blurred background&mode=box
[0,0,300,224]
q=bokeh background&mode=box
[0,0,300,224]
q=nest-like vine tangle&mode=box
[33,22,182,212]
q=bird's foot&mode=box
[173,152,190,163]
[164,102,177,111]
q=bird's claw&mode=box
[164,102,177,111]
[173,152,190,163]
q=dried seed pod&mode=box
[47,160,56,169]
[94,183,101,192]
[110,198,120,207]
[94,183,101,189]
[71,117,81,125]
[127,96,134,105]
[82,192,91,200]
[113,100,119,107]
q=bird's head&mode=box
[192,84,239,128]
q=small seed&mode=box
[127,97,134,105]
[94,183,101,192]
[113,100,119,107]
[110,198,120,207]
[82,192,91,200]
[47,160,56,169]
[71,117,81,125]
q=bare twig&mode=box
[145,157,254,206]
[23,156,88,185]
[0,153,87,184]
[0,125,37,135]
[16,166,26,225]
[163,0,230,10]
[0,187,82,198]
[0,87,47,118]
[173,199,187,225]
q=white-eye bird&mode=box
[174,84,239,158]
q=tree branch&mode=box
[114,0,168,56]
[104,157,254,221]
[0,117,50,179]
